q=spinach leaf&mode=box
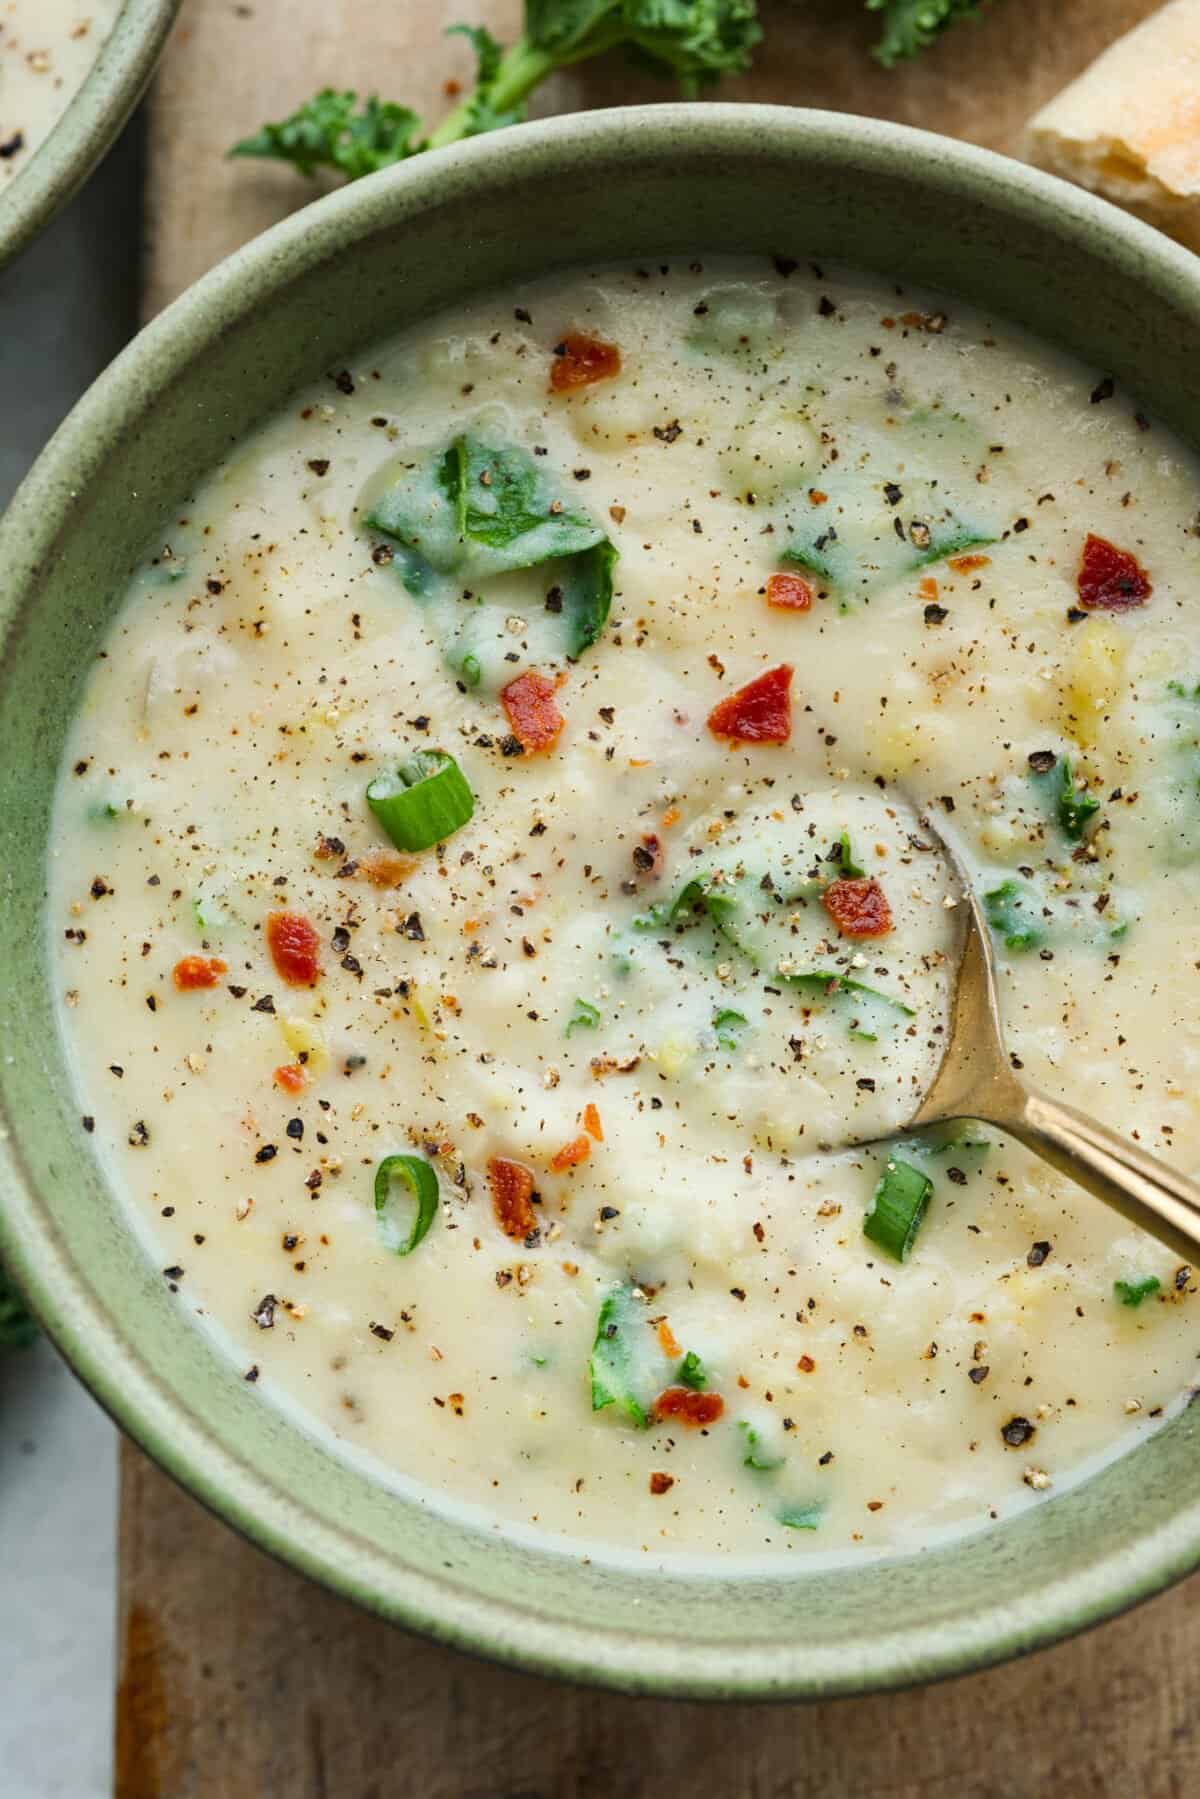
[778,1500,823,1530]
[1114,1275,1161,1308]
[366,434,618,667]
[983,878,1044,952]
[1029,752,1100,843]
[590,1281,651,1426]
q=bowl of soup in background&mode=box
[4,105,1200,1699]
[0,0,179,270]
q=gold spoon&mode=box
[908,831,1200,1265]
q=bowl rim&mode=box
[6,101,1200,1700]
[0,0,180,271]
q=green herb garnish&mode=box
[712,1007,748,1051]
[367,749,475,853]
[1114,1275,1161,1309]
[864,1157,933,1263]
[374,1154,440,1255]
[983,878,1044,952]
[590,1281,650,1426]
[739,1420,785,1471]
[778,1501,823,1530]
[1029,752,1100,843]
[566,997,602,1037]
[677,1349,708,1390]
[834,830,865,879]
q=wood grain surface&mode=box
[122,1,1187,1794]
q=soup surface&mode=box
[0,0,119,185]
[51,259,1200,1562]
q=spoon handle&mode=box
[998,1086,1200,1266]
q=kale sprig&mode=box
[867,0,990,65]
[231,0,992,184]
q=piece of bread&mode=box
[1026,0,1200,251]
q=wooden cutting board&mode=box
[120,3,1196,1793]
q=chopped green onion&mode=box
[88,799,123,822]
[864,1157,933,1263]
[367,749,474,852]
[834,830,865,879]
[566,997,601,1038]
[677,1349,708,1391]
[739,1421,785,1471]
[193,893,228,934]
[373,1154,439,1255]
[459,652,482,689]
[1114,1275,1161,1308]
[778,1501,823,1531]
[589,1282,650,1426]
[712,1008,748,1051]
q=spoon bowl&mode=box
[904,823,1200,1266]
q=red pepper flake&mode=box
[706,664,793,745]
[266,912,322,986]
[582,1102,604,1142]
[501,670,565,752]
[172,955,227,991]
[948,552,990,574]
[550,1134,591,1172]
[657,1319,682,1358]
[1076,533,1152,611]
[649,1472,675,1496]
[549,332,621,393]
[820,877,893,938]
[360,850,417,889]
[653,1387,726,1427]
[765,572,814,613]
[273,1063,307,1095]
[487,1156,537,1240]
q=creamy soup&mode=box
[51,259,1200,1563]
[0,0,120,183]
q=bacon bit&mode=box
[266,912,321,985]
[706,664,793,745]
[549,331,621,393]
[918,576,939,601]
[653,1387,725,1427]
[797,1354,816,1373]
[582,1102,604,1142]
[172,955,227,990]
[550,1134,591,1172]
[808,488,828,505]
[649,1471,675,1496]
[765,572,813,613]
[501,670,565,752]
[273,1063,307,1095]
[1077,533,1152,610]
[660,806,681,830]
[487,1156,537,1240]
[948,552,990,574]
[821,877,893,938]
[657,1319,682,1359]
[360,850,417,889]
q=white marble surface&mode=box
[0,117,144,1799]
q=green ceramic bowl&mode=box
[0,0,179,269]
[4,105,1200,1699]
